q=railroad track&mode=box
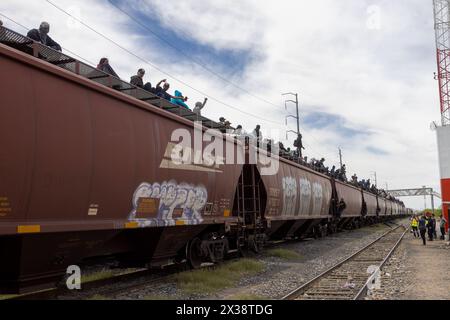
[282,224,408,300]
[4,221,406,300]
[4,261,219,300]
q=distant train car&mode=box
[378,197,387,216]
[363,191,379,217]
[258,156,333,240]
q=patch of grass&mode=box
[0,295,17,300]
[266,249,301,261]
[175,259,264,295]
[81,269,115,284]
[228,293,269,300]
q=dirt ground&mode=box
[370,230,450,300]
[399,235,450,300]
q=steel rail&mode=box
[353,227,409,300]
[282,225,405,300]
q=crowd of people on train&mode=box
[0,21,402,200]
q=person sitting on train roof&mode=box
[193,98,208,116]
[351,174,358,185]
[97,58,119,78]
[233,125,244,135]
[130,68,153,92]
[278,142,287,155]
[27,22,62,52]
[154,79,187,102]
[171,90,190,109]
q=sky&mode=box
[0,0,443,210]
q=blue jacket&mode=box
[171,90,190,110]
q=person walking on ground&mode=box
[440,216,447,240]
[432,214,437,240]
[418,215,428,246]
[411,215,419,238]
[426,215,434,241]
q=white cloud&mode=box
[0,0,442,209]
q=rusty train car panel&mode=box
[363,191,378,217]
[379,198,387,216]
[334,181,362,217]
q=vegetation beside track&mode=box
[266,249,302,261]
[175,259,264,295]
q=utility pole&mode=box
[423,185,427,210]
[283,93,300,138]
[339,148,343,170]
[432,0,450,235]
[371,171,378,187]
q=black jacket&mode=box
[27,29,62,51]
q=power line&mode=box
[107,0,285,111]
[0,12,95,66]
[44,0,283,125]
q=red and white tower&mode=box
[433,0,450,232]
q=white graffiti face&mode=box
[186,190,197,209]
[133,183,153,208]
[282,176,298,216]
[193,187,208,211]
[299,178,312,215]
[312,183,323,215]
[129,181,208,226]
[164,183,177,207]
[174,187,188,208]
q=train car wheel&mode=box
[187,238,203,269]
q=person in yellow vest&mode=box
[411,215,419,238]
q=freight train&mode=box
[0,26,410,293]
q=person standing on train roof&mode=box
[252,125,263,148]
[193,98,208,116]
[293,133,305,158]
[97,58,119,78]
[27,22,61,51]
[418,215,428,245]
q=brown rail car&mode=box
[0,26,409,293]
[363,191,379,217]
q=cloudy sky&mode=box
[0,0,442,209]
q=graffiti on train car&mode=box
[128,181,208,226]
[281,176,327,216]
[299,178,312,215]
[312,183,324,215]
[281,177,297,216]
